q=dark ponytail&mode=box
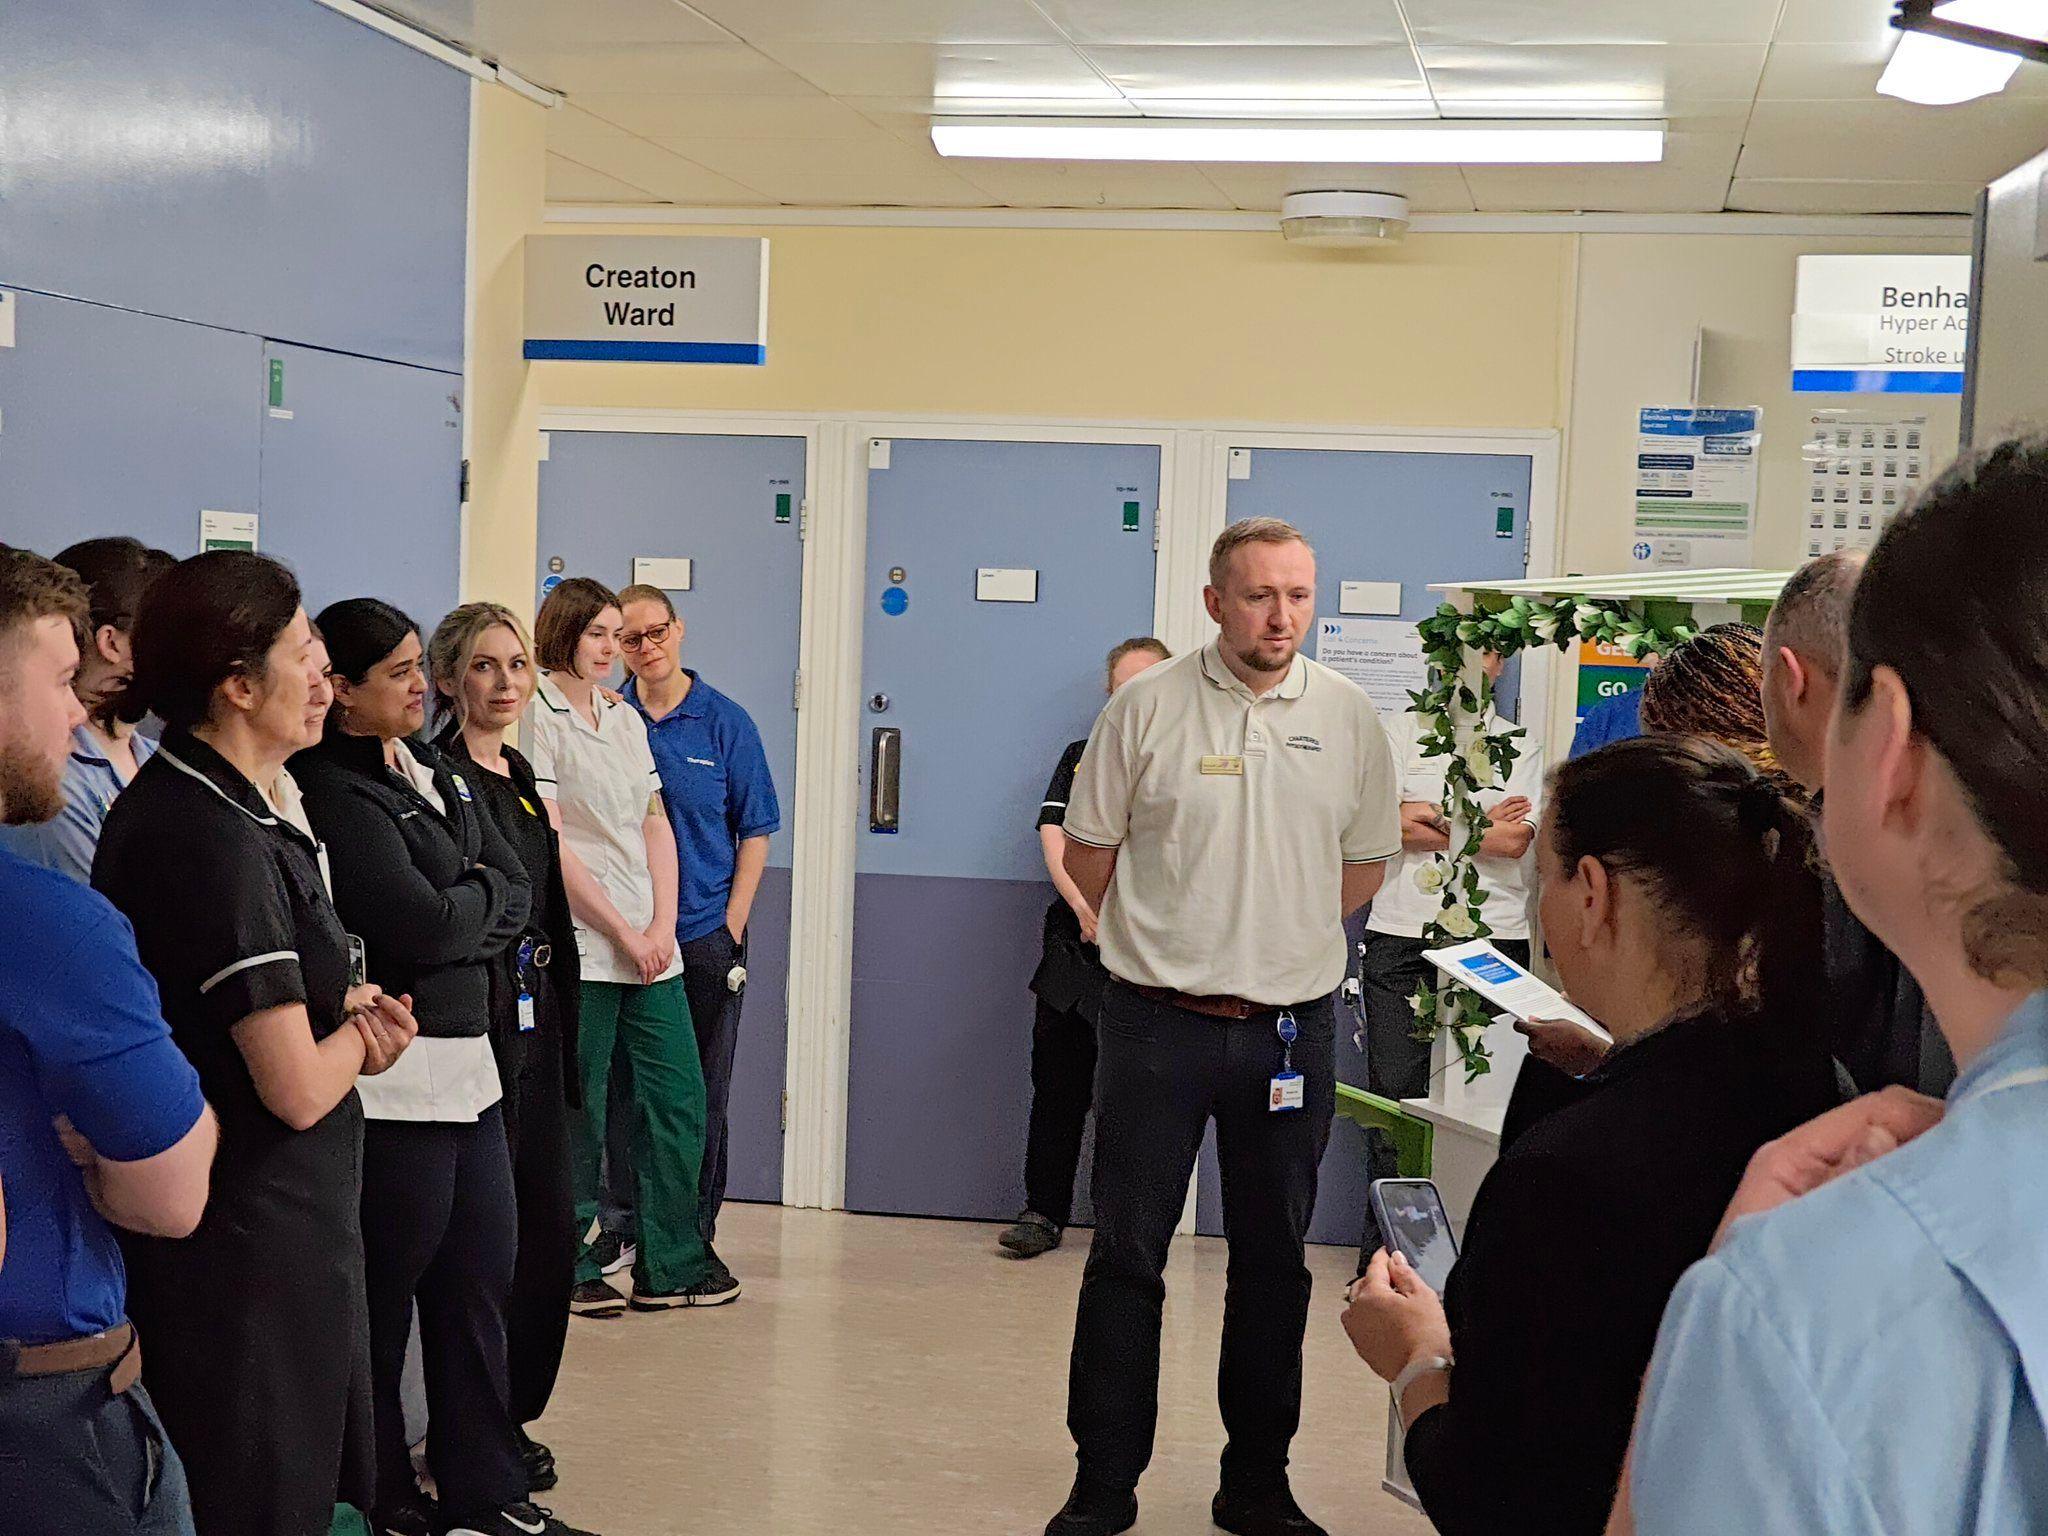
[1550,735,1825,1034]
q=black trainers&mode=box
[999,1211,1063,1258]
[1211,1485,1328,1536]
[1044,1479,1137,1536]
[444,1502,598,1536]
[516,1428,557,1494]
[704,1246,738,1287]
[370,1495,438,1536]
[629,1271,742,1309]
[588,1231,635,1277]
[568,1278,626,1318]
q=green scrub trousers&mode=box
[572,976,710,1292]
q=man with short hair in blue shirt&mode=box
[0,547,218,1536]
[609,585,781,1287]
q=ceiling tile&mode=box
[1403,0,1783,47]
[525,43,826,97]
[684,0,1064,43]
[1737,98,2048,181]
[544,152,660,203]
[1420,43,1767,107]
[670,129,994,206]
[1032,0,1409,46]
[1725,178,1980,214]
[752,40,1121,98]
[1195,163,1478,212]
[544,108,776,203]
[1770,0,1914,49]
[569,91,874,141]
[1461,130,1740,211]
[947,160,1237,207]
[1079,45,1430,102]
[1440,96,1752,129]
[850,95,1143,151]
[1760,40,2048,99]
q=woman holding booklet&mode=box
[1338,734,1839,1536]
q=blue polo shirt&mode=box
[1567,688,1644,760]
[0,724,156,884]
[625,671,781,945]
[0,845,205,1344]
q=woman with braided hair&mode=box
[1638,623,1797,794]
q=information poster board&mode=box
[1802,412,1931,557]
[1315,616,1427,718]
[1632,407,1761,570]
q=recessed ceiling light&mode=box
[1879,0,2045,105]
[930,117,1665,165]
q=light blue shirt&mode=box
[1634,991,2048,1534]
[0,725,156,884]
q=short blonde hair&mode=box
[1209,517,1314,588]
[616,583,676,619]
[428,601,536,725]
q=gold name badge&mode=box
[1199,755,1246,776]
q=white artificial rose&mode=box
[1438,905,1479,939]
[1530,610,1560,644]
[1463,737,1496,783]
[1414,861,1447,895]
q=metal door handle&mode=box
[870,727,901,833]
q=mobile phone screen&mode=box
[1372,1179,1459,1294]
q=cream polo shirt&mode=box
[527,672,684,988]
[1064,639,1401,1006]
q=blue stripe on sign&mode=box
[522,339,768,364]
[1792,369,1963,395]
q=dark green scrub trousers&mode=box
[571,975,710,1292]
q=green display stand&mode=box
[1335,1083,1433,1178]
[329,1506,369,1536]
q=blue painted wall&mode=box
[0,0,468,373]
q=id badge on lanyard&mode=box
[1270,1010,1304,1112]
[516,938,538,1033]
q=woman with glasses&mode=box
[602,584,779,1290]
[527,578,730,1316]
[428,602,582,1493]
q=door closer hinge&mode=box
[1154,506,1162,553]
[798,497,809,541]
[792,668,803,711]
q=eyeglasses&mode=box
[619,621,674,652]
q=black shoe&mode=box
[569,1278,627,1318]
[999,1211,1063,1258]
[588,1230,635,1277]
[444,1502,597,1536]
[629,1271,742,1309]
[1044,1480,1137,1536]
[516,1429,557,1494]
[1211,1486,1328,1536]
[370,1495,438,1536]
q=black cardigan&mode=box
[437,725,583,1108]
[1402,1007,1840,1536]
[292,731,531,1039]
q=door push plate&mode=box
[870,727,901,834]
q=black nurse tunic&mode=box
[93,729,375,1536]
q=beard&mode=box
[1233,636,1299,674]
[0,733,66,827]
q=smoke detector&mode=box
[1278,190,1410,247]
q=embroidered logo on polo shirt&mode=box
[1284,734,1324,752]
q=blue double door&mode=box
[536,431,805,1205]
[845,438,1160,1221]
[1196,446,1535,1247]
[0,289,462,625]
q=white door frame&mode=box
[531,407,1560,1212]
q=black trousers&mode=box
[1067,981,1336,1496]
[0,1367,191,1536]
[603,927,748,1247]
[361,1106,525,1523]
[1360,933,1530,1187]
[1024,996,1098,1230]
[499,1017,577,1429]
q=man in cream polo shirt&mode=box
[1045,518,1400,1536]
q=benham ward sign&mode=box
[1791,253,1968,396]
[524,235,768,364]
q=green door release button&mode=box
[1122,500,1141,533]
[775,492,792,523]
[1495,506,1516,537]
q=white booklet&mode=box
[1419,939,1614,1044]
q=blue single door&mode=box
[258,341,462,626]
[537,431,805,1204]
[1200,446,1535,1246]
[0,290,261,555]
[847,437,1160,1221]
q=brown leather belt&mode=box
[3,1322,142,1394]
[1129,983,1268,1021]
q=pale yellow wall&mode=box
[463,86,549,619]
[526,224,1576,430]
[1562,231,1969,574]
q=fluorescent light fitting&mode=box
[929,117,1665,165]
[1880,0,2040,104]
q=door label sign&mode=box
[523,235,769,364]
